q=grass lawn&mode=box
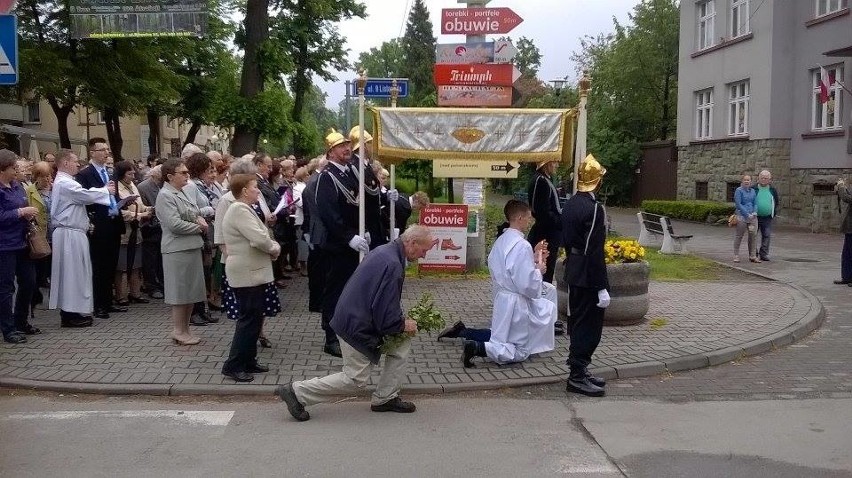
[644,248,726,281]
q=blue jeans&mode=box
[460,327,491,342]
[757,216,773,259]
[0,249,36,338]
[842,234,852,282]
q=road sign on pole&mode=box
[441,7,523,35]
[0,14,17,85]
[351,78,409,99]
[432,159,519,179]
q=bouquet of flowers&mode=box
[380,293,446,354]
[604,239,646,264]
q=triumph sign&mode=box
[433,63,521,87]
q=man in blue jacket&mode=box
[275,225,433,422]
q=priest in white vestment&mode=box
[49,150,113,327]
[437,200,557,367]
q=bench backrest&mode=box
[640,212,675,235]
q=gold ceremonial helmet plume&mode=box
[576,154,606,192]
[324,128,350,152]
[348,126,373,151]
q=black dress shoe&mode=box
[371,397,416,413]
[108,305,128,313]
[437,321,466,340]
[833,279,851,285]
[554,321,565,336]
[3,334,27,344]
[462,340,486,368]
[222,370,254,382]
[258,336,272,348]
[246,363,270,373]
[189,314,208,326]
[323,342,342,358]
[94,310,110,319]
[586,374,606,388]
[17,324,42,335]
[128,296,150,304]
[62,317,93,328]
[566,377,606,397]
[202,312,219,324]
[114,299,130,307]
[275,383,310,421]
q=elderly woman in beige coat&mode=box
[220,174,281,382]
[156,159,208,346]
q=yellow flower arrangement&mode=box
[604,239,646,264]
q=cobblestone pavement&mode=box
[0,251,819,395]
[592,209,852,401]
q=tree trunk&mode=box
[103,107,123,161]
[659,69,672,140]
[289,0,311,158]
[146,109,160,156]
[447,178,454,203]
[46,97,72,149]
[231,0,269,156]
[183,120,202,148]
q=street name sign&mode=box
[0,14,17,85]
[436,40,516,65]
[432,159,519,179]
[433,63,521,87]
[351,78,409,98]
[437,85,512,107]
[441,7,523,35]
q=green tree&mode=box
[498,36,541,78]
[355,39,405,79]
[400,0,435,106]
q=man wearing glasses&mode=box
[75,138,127,319]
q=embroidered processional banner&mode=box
[370,107,577,165]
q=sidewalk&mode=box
[0,246,823,395]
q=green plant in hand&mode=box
[380,293,446,354]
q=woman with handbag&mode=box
[113,160,152,307]
[733,174,760,263]
[0,150,39,343]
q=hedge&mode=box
[641,200,735,222]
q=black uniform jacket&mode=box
[560,192,609,290]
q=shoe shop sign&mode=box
[419,204,469,273]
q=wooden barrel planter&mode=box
[554,260,650,326]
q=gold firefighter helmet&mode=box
[324,128,350,152]
[576,154,606,192]
[537,160,557,170]
[348,126,373,151]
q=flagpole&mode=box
[357,71,367,262]
[389,79,399,241]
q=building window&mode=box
[695,89,714,140]
[24,101,40,124]
[815,0,847,17]
[695,181,709,200]
[726,182,739,202]
[811,65,844,132]
[728,80,749,136]
[697,1,716,50]
[731,0,750,37]
[813,183,837,196]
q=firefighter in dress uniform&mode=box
[348,126,393,249]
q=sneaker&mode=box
[274,383,310,421]
[371,397,416,413]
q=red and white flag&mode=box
[819,66,836,104]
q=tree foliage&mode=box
[355,38,404,79]
[400,0,435,106]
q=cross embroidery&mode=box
[535,130,548,142]
[493,128,507,139]
[517,129,529,141]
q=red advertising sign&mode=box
[441,7,523,35]
[437,85,513,107]
[433,63,521,87]
[419,204,468,273]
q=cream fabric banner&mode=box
[371,107,576,164]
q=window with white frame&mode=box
[695,89,714,140]
[815,0,847,17]
[24,100,40,124]
[811,65,844,131]
[728,80,749,136]
[731,0,749,37]
[697,1,716,50]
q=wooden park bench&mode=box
[636,211,693,254]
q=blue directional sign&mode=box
[0,15,17,85]
[351,78,409,98]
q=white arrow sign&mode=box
[493,40,517,64]
[512,65,522,83]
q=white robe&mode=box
[485,228,557,364]
[48,172,111,314]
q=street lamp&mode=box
[549,75,569,93]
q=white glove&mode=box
[364,231,371,245]
[303,233,311,243]
[387,189,400,202]
[596,289,611,309]
[348,235,369,253]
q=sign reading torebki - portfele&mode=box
[69,0,207,39]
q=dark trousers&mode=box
[89,231,120,312]
[842,233,852,282]
[0,249,36,338]
[528,235,560,283]
[757,216,773,259]
[460,327,491,342]
[222,285,265,374]
[567,285,604,377]
[307,246,326,313]
[141,229,164,292]
[34,255,51,288]
[320,248,359,345]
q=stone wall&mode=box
[677,139,851,232]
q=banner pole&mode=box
[357,71,367,261]
[389,79,399,240]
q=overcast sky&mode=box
[314,0,640,109]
